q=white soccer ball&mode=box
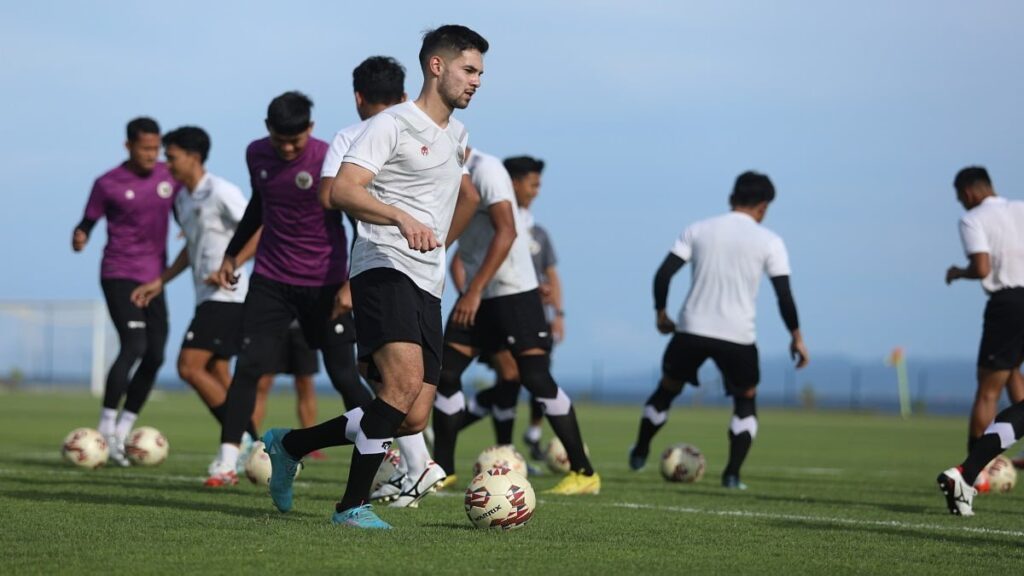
[984,455,1017,494]
[124,426,169,466]
[660,443,706,483]
[464,466,536,530]
[244,441,302,485]
[544,437,590,473]
[61,428,108,469]
[473,444,528,477]
[371,448,402,493]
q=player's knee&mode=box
[659,376,685,394]
[517,354,557,397]
[400,411,429,434]
[439,346,473,395]
[733,394,757,418]
[120,332,149,360]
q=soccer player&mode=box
[629,171,809,489]
[262,25,487,529]
[130,126,260,470]
[254,321,321,432]
[937,166,1024,515]
[72,117,176,466]
[203,91,368,486]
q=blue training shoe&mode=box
[263,428,300,512]
[331,504,392,529]
[628,445,648,471]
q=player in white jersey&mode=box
[131,126,261,470]
[262,25,487,529]
[937,167,1024,515]
[433,147,600,495]
[629,171,809,490]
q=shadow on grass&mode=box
[760,516,1023,548]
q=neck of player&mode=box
[182,168,206,193]
[414,91,452,128]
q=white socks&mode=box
[115,411,138,442]
[98,408,118,437]
[525,425,543,443]
[217,443,240,470]
[397,433,430,476]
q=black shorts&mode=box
[235,274,348,377]
[978,288,1024,370]
[271,324,320,376]
[445,289,553,355]
[182,301,244,358]
[101,278,169,347]
[350,267,442,385]
[662,332,759,395]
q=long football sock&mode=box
[98,408,118,437]
[491,380,520,445]
[518,354,594,475]
[724,396,757,478]
[114,411,138,442]
[432,347,473,475]
[337,398,406,512]
[461,386,495,430]
[282,413,352,459]
[209,402,258,440]
[216,443,240,470]
[960,401,1024,484]
[634,383,679,456]
[396,432,430,476]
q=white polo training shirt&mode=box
[458,149,538,299]
[343,101,468,298]
[959,196,1024,294]
[672,211,791,345]
[173,173,249,305]
[321,120,369,179]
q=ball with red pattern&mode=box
[125,426,169,466]
[983,455,1017,494]
[660,443,706,483]
[473,444,528,477]
[61,428,108,469]
[464,466,536,530]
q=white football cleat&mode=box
[937,467,976,516]
[106,434,131,467]
[389,461,446,508]
[370,471,405,503]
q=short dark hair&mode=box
[266,91,313,136]
[126,117,160,142]
[730,171,776,207]
[353,56,406,105]
[419,25,489,71]
[954,166,991,193]
[503,156,545,180]
[162,126,211,163]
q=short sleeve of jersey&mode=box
[959,214,989,256]
[342,114,399,176]
[217,181,248,225]
[476,161,515,208]
[321,129,356,178]
[764,235,792,278]
[84,179,106,221]
[670,226,694,261]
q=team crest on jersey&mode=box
[157,181,173,199]
[124,189,135,200]
[420,145,430,156]
[295,171,313,190]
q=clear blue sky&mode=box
[1,1,1022,384]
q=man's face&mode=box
[438,49,483,110]
[267,124,313,162]
[164,144,200,183]
[126,132,161,173]
[513,172,541,208]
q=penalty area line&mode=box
[611,502,1024,538]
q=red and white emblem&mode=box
[420,145,430,156]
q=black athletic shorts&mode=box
[662,332,760,395]
[182,301,244,358]
[351,267,442,385]
[978,288,1024,370]
[101,278,169,347]
[271,323,320,376]
[445,289,553,355]
[235,274,348,376]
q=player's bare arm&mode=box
[453,200,516,327]
[131,248,189,308]
[446,173,481,248]
[326,162,439,253]
[653,253,686,334]
[946,252,991,285]
[546,264,566,342]
[450,248,467,293]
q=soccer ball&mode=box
[124,426,169,466]
[544,437,591,473]
[464,466,536,530]
[244,441,302,485]
[984,455,1017,494]
[660,443,706,483]
[371,448,402,493]
[61,428,108,469]
[473,444,528,477]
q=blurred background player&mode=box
[72,117,176,466]
[942,166,1024,466]
[433,147,600,495]
[205,91,365,486]
[130,125,261,471]
[629,171,809,489]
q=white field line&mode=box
[0,467,314,489]
[609,502,1024,539]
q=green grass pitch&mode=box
[1,390,1022,574]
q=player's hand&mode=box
[791,336,810,369]
[130,279,163,308]
[656,309,676,335]
[216,256,240,290]
[551,315,565,344]
[538,283,554,305]
[945,265,964,285]
[397,213,440,253]
[203,271,220,286]
[332,282,353,319]
[72,229,88,252]
[452,288,483,328]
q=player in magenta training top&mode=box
[72,117,177,466]
[203,91,370,486]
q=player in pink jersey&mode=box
[72,117,177,466]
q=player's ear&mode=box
[400,92,408,103]
[354,91,365,108]
[306,121,315,135]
